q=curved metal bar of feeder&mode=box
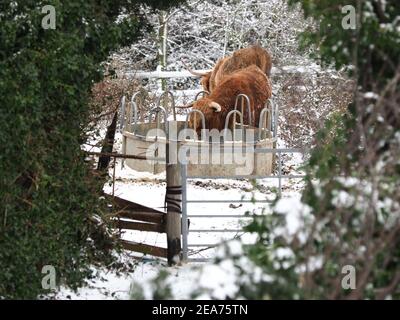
[148,106,168,134]
[259,107,272,132]
[224,110,244,141]
[130,91,142,134]
[234,94,252,127]
[119,96,126,131]
[258,107,272,141]
[184,109,206,141]
[262,99,276,138]
[195,90,209,100]
[157,91,176,120]
[268,99,278,138]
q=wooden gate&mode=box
[105,194,168,259]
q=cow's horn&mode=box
[183,61,208,77]
[176,101,195,109]
[210,102,222,112]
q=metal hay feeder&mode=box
[120,91,278,177]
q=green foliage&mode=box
[235,0,400,296]
[264,0,400,299]
[0,0,184,299]
[290,1,400,83]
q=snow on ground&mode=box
[55,254,201,300]
[104,154,304,262]
[57,130,306,300]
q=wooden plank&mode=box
[87,151,151,161]
[116,220,165,233]
[117,210,164,224]
[120,240,167,258]
[104,193,166,214]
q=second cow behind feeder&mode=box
[187,65,272,134]
[187,45,273,93]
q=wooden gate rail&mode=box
[120,240,168,258]
[116,220,165,233]
[105,193,167,253]
[88,149,179,263]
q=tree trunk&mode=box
[97,111,118,171]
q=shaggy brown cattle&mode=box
[188,45,272,93]
[188,65,272,133]
[199,57,228,93]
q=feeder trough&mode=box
[120,91,278,177]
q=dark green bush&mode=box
[0,0,185,299]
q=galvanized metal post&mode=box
[121,135,127,170]
[119,96,126,131]
[181,163,189,262]
[278,150,282,198]
[120,95,128,169]
[273,100,278,139]
[112,156,116,199]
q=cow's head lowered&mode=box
[188,98,223,134]
[187,65,272,135]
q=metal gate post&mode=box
[278,150,282,198]
[181,163,189,262]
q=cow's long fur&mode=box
[189,65,272,133]
[200,45,272,93]
[201,57,228,93]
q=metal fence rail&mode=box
[181,148,308,262]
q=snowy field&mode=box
[55,132,306,300]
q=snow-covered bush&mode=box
[274,68,353,147]
[113,0,314,73]
[130,239,274,299]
